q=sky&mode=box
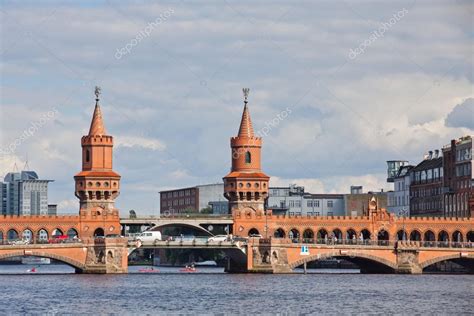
[0,0,472,216]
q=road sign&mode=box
[300,245,309,255]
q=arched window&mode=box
[85,149,90,162]
[67,228,79,238]
[245,151,251,164]
[94,228,105,237]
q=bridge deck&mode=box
[134,240,245,249]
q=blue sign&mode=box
[300,245,309,255]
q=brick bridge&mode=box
[0,237,128,273]
[228,198,474,274]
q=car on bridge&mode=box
[207,235,229,242]
[134,231,162,243]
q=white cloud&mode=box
[57,199,77,213]
[115,136,166,151]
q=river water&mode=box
[0,264,472,315]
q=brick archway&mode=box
[288,250,398,271]
[0,251,85,270]
[419,253,474,270]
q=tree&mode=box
[200,206,213,214]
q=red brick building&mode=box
[410,155,443,217]
[442,136,473,218]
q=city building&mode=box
[344,189,387,217]
[208,201,229,215]
[160,183,226,214]
[387,165,413,216]
[0,170,53,215]
[47,204,57,215]
[0,182,6,215]
[350,186,363,194]
[267,185,345,216]
[409,151,443,217]
[442,136,473,218]
[386,160,409,182]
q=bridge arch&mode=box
[424,230,435,241]
[289,228,300,240]
[396,229,407,241]
[438,230,449,242]
[345,229,357,240]
[94,228,105,237]
[360,229,371,240]
[317,229,328,242]
[302,229,314,241]
[288,251,397,273]
[467,231,474,242]
[22,228,34,242]
[37,229,49,242]
[420,253,474,270]
[52,228,63,237]
[452,231,463,242]
[7,229,19,240]
[67,228,79,238]
[0,251,85,271]
[332,229,343,241]
[409,230,422,241]
[273,228,286,238]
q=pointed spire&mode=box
[88,86,107,136]
[237,88,255,138]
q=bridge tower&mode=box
[74,87,122,239]
[223,89,270,215]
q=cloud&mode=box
[57,199,77,213]
[115,136,166,151]
[445,98,474,129]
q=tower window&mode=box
[86,149,90,162]
[245,151,251,164]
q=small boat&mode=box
[138,267,160,273]
[194,260,217,267]
[179,266,197,273]
[27,267,37,273]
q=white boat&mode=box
[194,260,217,267]
[21,257,51,265]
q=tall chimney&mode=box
[428,151,433,159]
[434,149,439,158]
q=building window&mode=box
[307,200,312,207]
[289,200,295,207]
[295,201,301,207]
[327,200,333,208]
[245,151,251,164]
[85,149,90,162]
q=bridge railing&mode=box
[0,238,84,246]
[273,238,474,249]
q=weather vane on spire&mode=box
[95,86,101,100]
[242,88,249,103]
